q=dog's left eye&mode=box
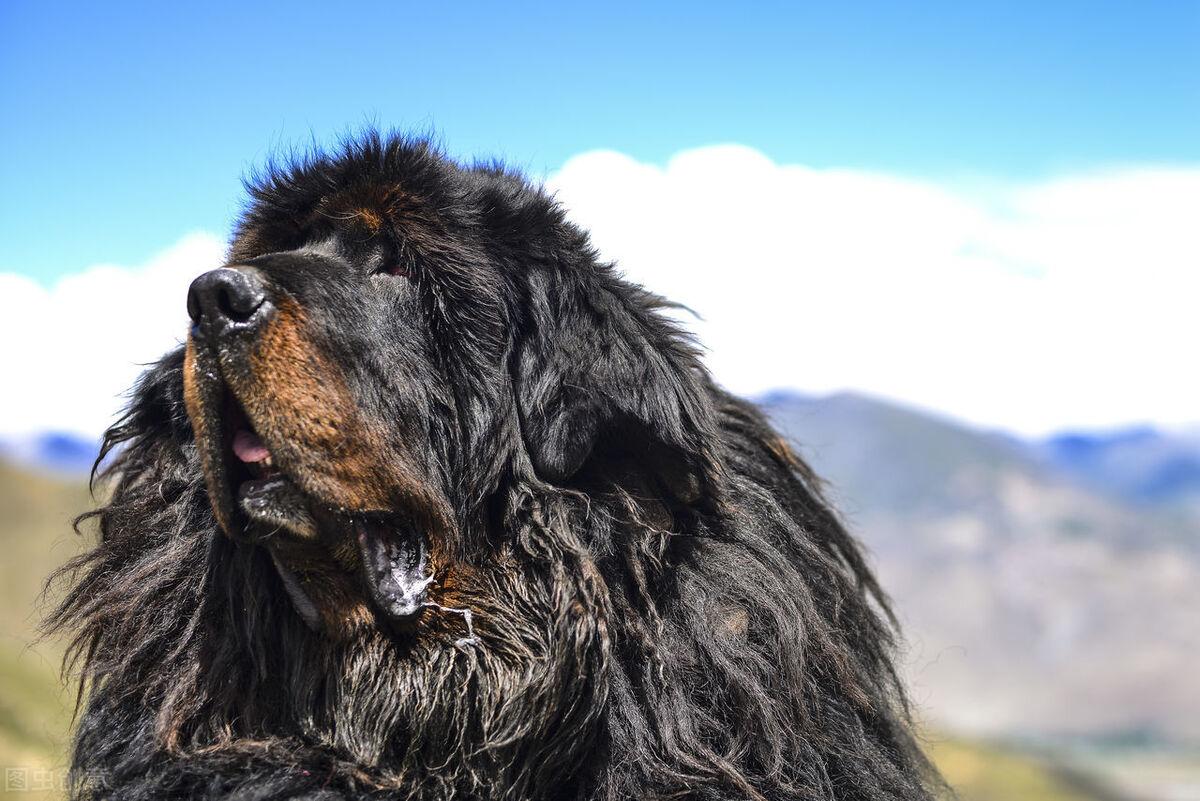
[381,264,411,278]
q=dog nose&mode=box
[187,268,267,338]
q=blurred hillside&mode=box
[3,394,1200,799]
[0,460,89,799]
[762,391,1200,743]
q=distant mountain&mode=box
[759,390,1200,741]
[0,432,98,475]
[1036,427,1200,512]
[759,389,1040,518]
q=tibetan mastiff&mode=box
[49,132,936,800]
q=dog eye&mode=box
[382,264,411,278]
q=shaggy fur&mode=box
[48,132,937,800]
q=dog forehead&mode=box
[235,183,457,262]
[313,181,436,227]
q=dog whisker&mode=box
[421,600,479,648]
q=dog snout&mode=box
[187,267,268,339]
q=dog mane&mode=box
[47,135,937,801]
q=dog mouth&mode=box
[224,397,320,539]
[189,369,433,626]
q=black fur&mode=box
[47,132,937,800]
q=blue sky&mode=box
[2,0,1197,283]
[2,1,1198,436]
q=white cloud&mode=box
[548,147,1200,435]
[2,149,1197,438]
[0,233,224,437]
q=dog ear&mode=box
[512,267,722,507]
[93,346,198,488]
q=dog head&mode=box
[182,134,721,639]
[54,133,934,801]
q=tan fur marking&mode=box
[355,208,383,232]
[766,435,803,469]
[720,606,750,638]
[183,340,235,535]
[227,297,456,634]
[240,297,394,510]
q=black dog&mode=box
[49,132,936,800]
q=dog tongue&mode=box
[232,429,270,463]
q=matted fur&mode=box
[47,132,937,800]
